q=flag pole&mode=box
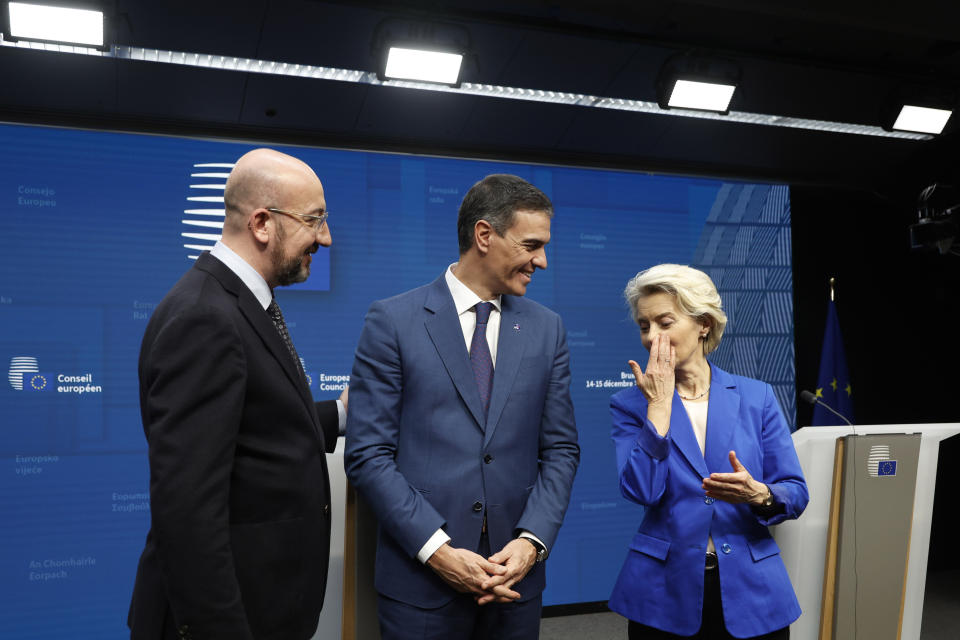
[812,275,853,426]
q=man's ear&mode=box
[474,219,494,255]
[249,209,271,244]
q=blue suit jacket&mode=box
[344,274,580,607]
[608,365,807,638]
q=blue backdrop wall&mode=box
[0,122,794,638]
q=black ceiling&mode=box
[4,0,960,197]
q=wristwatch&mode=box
[522,537,547,563]
[759,486,775,509]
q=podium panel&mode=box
[773,424,959,640]
[829,434,920,640]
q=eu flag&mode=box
[812,301,854,425]
[878,460,897,476]
[23,372,54,392]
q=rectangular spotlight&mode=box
[667,79,736,113]
[893,105,952,135]
[7,2,104,47]
[383,46,462,85]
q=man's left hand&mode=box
[702,450,770,506]
[476,538,537,605]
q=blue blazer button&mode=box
[721,543,732,554]
[704,496,715,504]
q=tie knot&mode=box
[474,301,494,325]
[267,299,282,320]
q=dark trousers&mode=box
[378,591,542,640]
[377,533,543,640]
[627,568,789,640]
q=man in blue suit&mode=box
[345,174,580,639]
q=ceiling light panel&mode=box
[893,105,952,135]
[383,47,462,84]
[668,79,736,112]
[7,2,103,47]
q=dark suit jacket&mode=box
[128,252,339,640]
[344,274,580,608]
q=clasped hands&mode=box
[427,538,537,605]
[702,450,771,506]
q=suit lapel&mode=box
[422,277,487,431]
[669,391,710,478]
[484,296,526,446]
[238,295,317,411]
[196,253,321,437]
[703,364,739,474]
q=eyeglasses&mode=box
[266,207,329,232]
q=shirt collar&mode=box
[445,263,501,316]
[209,241,273,310]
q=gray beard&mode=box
[271,239,309,287]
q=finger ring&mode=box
[665,359,671,363]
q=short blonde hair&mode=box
[624,264,727,355]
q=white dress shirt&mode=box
[210,241,272,309]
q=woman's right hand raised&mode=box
[628,334,675,436]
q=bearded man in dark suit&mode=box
[128,148,346,640]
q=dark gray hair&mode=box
[457,174,553,254]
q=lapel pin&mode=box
[513,323,520,331]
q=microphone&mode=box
[800,390,853,426]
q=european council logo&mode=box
[8,356,52,391]
[182,162,233,261]
[181,160,330,290]
[867,444,897,477]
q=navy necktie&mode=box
[470,302,495,420]
[267,299,306,384]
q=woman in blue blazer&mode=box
[609,264,807,640]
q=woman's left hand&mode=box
[702,450,770,505]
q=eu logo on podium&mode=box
[878,460,898,476]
